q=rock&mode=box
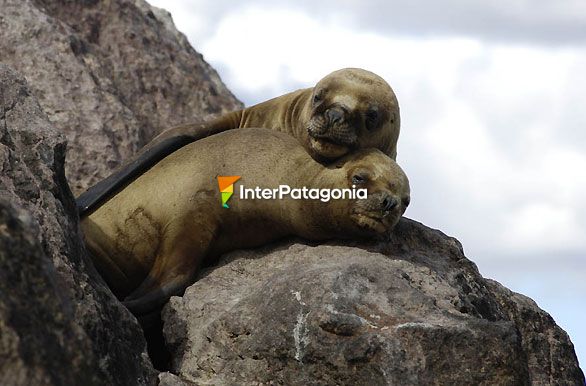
[0,200,96,385]
[0,0,242,194]
[0,65,156,385]
[157,372,191,386]
[485,279,585,385]
[162,219,585,385]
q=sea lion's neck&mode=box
[239,88,312,138]
[283,88,312,139]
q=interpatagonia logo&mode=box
[217,174,368,208]
[217,176,241,208]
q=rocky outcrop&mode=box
[0,0,242,194]
[0,65,156,385]
[163,219,585,385]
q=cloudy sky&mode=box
[148,0,586,367]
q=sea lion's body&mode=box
[77,68,400,215]
[80,128,410,315]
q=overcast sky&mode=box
[148,0,586,368]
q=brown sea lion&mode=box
[77,68,400,215]
[80,128,410,315]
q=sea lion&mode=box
[77,68,400,216]
[80,128,410,315]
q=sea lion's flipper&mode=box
[123,280,190,315]
[123,257,197,315]
[76,111,243,217]
[122,223,213,315]
[76,134,194,216]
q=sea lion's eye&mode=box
[402,196,411,207]
[365,109,379,130]
[352,174,367,185]
[313,90,324,105]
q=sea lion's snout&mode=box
[350,190,405,236]
[307,103,360,159]
[381,194,398,214]
[369,192,400,217]
[326,107,345,126]
[309,104,357,142]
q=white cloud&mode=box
[150,0,586,45]
[503,202,584,251]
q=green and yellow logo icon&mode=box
[217,176,241,208]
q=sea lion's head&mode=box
[307,68,400,160]
[335,149,410,236]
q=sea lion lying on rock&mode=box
[80,128,410,315]
[77,68,400,215]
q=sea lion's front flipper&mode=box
[122,220,214,315]
[123,280,191,315]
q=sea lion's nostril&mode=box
[326,108,344,124]
[382,195,397,212]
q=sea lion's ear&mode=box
[334,158,347,168]
[325,157,348,171]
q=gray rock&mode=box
[0,0,242,194]
[0,200,96,385]
[486,279,585,385]
[157,372,191,386]
[0,64,156,385]
[163,219,584,385]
